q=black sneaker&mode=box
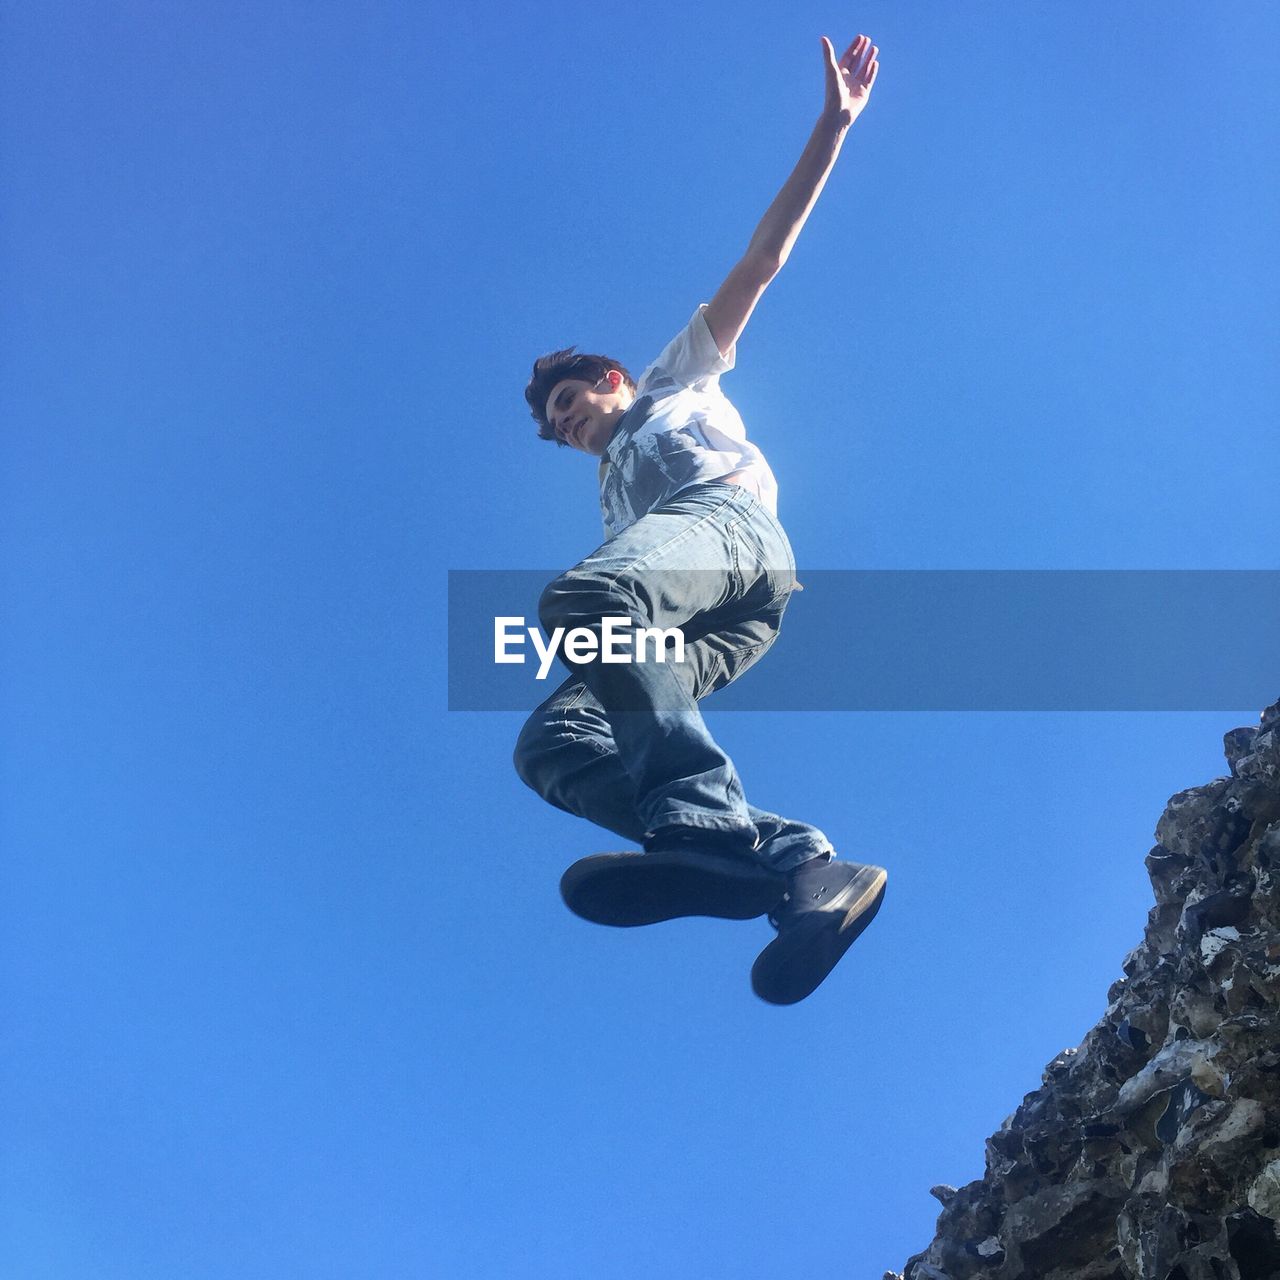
[560,829,785,928]
[750,858,888,1005]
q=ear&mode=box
[606,370,622,391]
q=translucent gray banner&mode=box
[447,570,1278,711]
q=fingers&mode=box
[822,31,879,106]
[839,34,868,68]
[835,33,878,84]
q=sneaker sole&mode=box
[561,850,786,928]
[750,865,888,1005]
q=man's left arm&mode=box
[704,33,880,359]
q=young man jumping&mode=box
[515,33,886,1005]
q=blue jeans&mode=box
[513,482,831,872]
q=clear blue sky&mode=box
[3,3,1277,1277]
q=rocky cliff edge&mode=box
[889,700,1280,1280]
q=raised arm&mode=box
[703,34,880,358]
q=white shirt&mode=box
[598,305,779,538]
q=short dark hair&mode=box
[524,348,636,443]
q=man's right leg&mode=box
[514,661,832,868]
[514,674,829,924]
[513,675,648,847]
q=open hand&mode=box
[822,33,879,126]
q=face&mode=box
[545,373,630,456]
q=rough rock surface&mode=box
[888,700,1280,1280]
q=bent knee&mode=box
[513,711,577,798]
[538,572,636,636]
[513,718,549,793]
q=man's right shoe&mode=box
[560,830,785,928]
[751,858,888,1005]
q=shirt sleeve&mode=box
[636,304,736,393]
